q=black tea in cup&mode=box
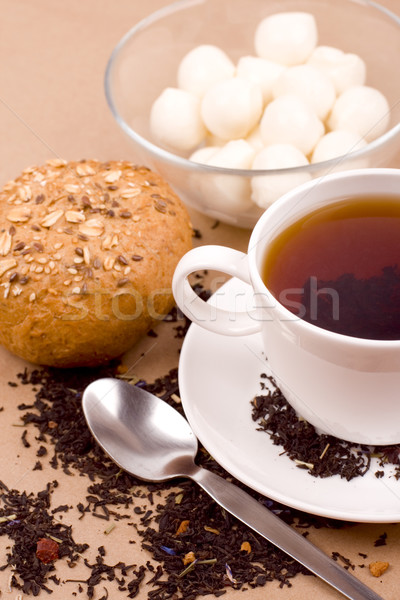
[262,196,400,340]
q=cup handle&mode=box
[172,245,262,336]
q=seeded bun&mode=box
[0,159,193,367]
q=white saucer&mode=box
[178,277,400,523]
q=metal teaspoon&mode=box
[82,378,384,600]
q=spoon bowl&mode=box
[82,377,384,600]
[82,377,198,481]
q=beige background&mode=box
[1,1,400,598]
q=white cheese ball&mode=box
[189,145,221,165]
[201,77,263,140]
[236,55,286,105]
[246,126,265,152]
[150,87,206,152]
[251,143,311,207]
[273,64,336,121]
[201,140,255,213]
[328,85,390,142]
[311,130,367,164]
[254,12,318,66]
[177,44,236,97]
[207,139,255,169]
[260,94,324,156]
[308,46,366,94]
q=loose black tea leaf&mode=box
[251,373,400,480]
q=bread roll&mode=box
[0,159,193,367]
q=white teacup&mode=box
[173,168,400,445]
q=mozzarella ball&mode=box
[260,94,324,156]
[189,145,220,165]
[311,130,367,164]
[308,46,366,94]
[177,44,235,97]
[246,126,265,152]
[150,87,206,152]
[251,143,311,207]
[201,77,263,140]
[207,139,255,170]
[328,86,390,142]
[201,140,255,213]
[273,64,336,121]
[254,12,317,66]
[236,55,286,105]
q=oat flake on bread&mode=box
[0,159,193,367]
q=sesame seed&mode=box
[117,255,128,265]
[12,286,22,296]
[19,276,29,284]
[29,292,36,302]
[14,241,25,252]
[54,242,63,250]
[75,247,84,257]
[71,287,80,294]
[132,255,143,261]
[119,210,132,218]
[63,279,72,286]
[67,268,78,275]
[37,257,48,264]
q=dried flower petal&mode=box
[175,519,190,536]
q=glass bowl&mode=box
[105,0,400,228]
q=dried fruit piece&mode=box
[36,537,59,564]
[369,561,389,577]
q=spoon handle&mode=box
[191,466,383,600]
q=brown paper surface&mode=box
[0,1,400,598]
